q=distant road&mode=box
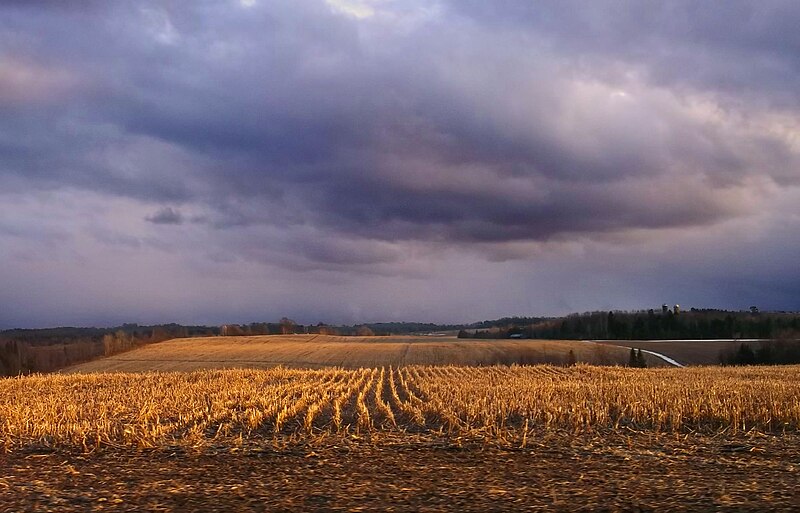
[634,348,684,368]
[588,340,684,367]
[592,339,779,367]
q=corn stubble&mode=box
[1,365,799,451]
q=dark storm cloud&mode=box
[146,207,183,225]
[1,0,798,270]
[447,1,800,106]
[304,177,696,243]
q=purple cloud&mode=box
[0,0,799,327]
[146,207,183,225]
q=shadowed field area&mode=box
[64,335,645,372]
[599,339,770,366]
[2,433,799,512]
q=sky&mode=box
[1,0,800,328]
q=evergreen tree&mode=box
[636,348,647,368]
[566,349,577,367]
[629,348,638,367]
[736,343,756,365]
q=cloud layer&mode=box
[1,0,799,326]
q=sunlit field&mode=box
[3,364,799,451]
[63,334,659,372]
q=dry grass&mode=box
[2,364,799,451]
[63,335,641,372]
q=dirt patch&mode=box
[2,433,798,512]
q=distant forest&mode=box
[0,324,216,377]
[460,309,800,341]
[3,309,800,376]
[458,308,800,366]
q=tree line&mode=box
[5,309,800,376]
[719,340,800,366]
[0,324,215,376]
[459,309,800,341]
[219,319,472,336]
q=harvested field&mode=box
[4,364,800,511]
[600,340,769,366]
[3,365,799,451]
[64,335,641,372]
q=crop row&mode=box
[1,365,799,450]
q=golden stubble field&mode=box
[4,356,800,510]
[3,364,799,451]
[63,334,653,372]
